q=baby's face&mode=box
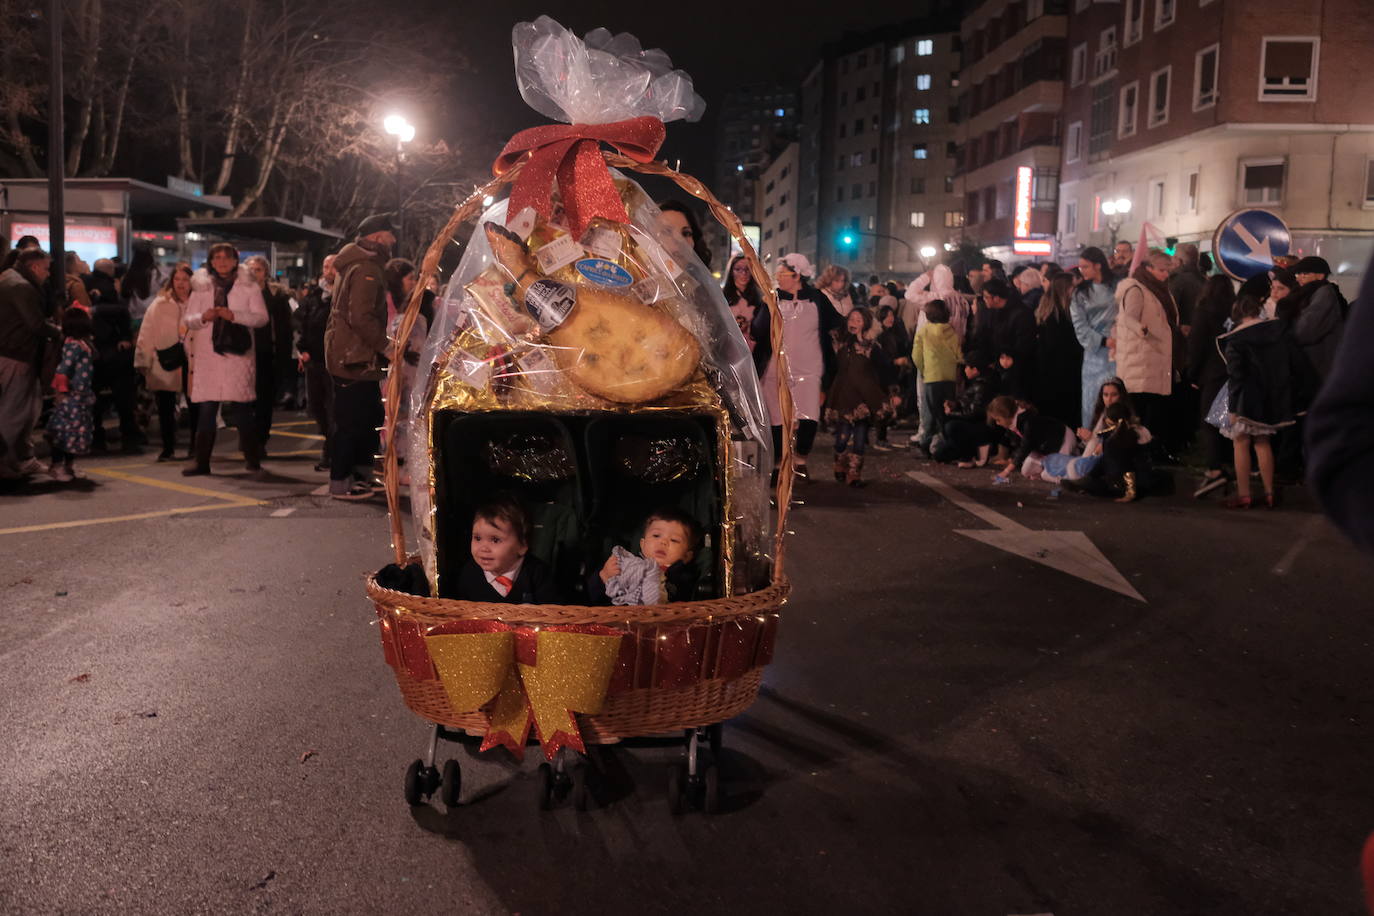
[470,516,526,573]
[640,519,693,568]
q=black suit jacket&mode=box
[452,554,561,604]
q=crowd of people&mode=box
[723,240,1348,502]
[0,214,431,496]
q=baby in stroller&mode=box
[454,494,562,604]
[589,507,703,606]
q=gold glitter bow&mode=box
[425,622,624,760]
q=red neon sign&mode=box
[1014,166,1033,239]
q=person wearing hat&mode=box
[750,252,842,480]
[324,213,395,499]
[1284,255,1346,381]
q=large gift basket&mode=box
[364,17,797,812]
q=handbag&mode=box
[1204,385,1231,432]
[156,341,187,371]
[211,317,252,356]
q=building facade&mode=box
[756,142,800,265]
[1059,0,1374,294]
[956,0,1068,263]
[793,18,963,279]
[715,84,799,222]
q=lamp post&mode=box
[1101,197,1132,248]
[383,113,415,253]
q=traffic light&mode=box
[838,231,857,250]
[1164,236,1178,256]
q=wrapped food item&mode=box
[403,17,774,597]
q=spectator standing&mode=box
[121,240,164,326]
[45,306,97,481]
[910,299,962,455]
[1187,274,1237,498]
[1032,272,1084,427]
[657,200,712,269]
[1110,241,1135,283]
[1112,250,1179,458]
[182,243,269,477]
[1265,267,1297,320]
[82,258,120,306]
[1012,265,1043,313]
[976,277,1036,400]
[722,255,765,352]
[1070,246,1118,427]
[296,254,336,470]
[134,263,193,461]
[816,265,854,317]
[62,252,92,311]
[90,270,142,454]
[1284,256,1346,382]
[1169,243,1205,331]
[0,235,41,274]
[325,214,395,499]
[825,307,896,486]
[874,304,912,447]
[0,249,59,479]
[751,253,841,481]
[245,256,294,453]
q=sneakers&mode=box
[48,463,73,482]
[872,440,893,452]
[1193,472,1228,499]
[330,480,375,501]
[17,457,44,476]
[181,464,211,477]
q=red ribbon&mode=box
[493,117,666,238]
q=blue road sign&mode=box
[1212,208,1291,280]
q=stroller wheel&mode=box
[403,759,425,806]
[441,759,462,808]
[703,763,721,815]
[572,764,591,812]
[537,763,555,811]
[706,723,723,757]
[667,764,687,815]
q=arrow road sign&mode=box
[907,471,1146,602]
[1213,208,1290,281]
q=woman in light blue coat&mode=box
[1070,246,1118,428]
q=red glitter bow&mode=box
[493,116,666,238]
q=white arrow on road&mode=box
[906,471,1146,602]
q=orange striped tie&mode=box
[494,575,514,596]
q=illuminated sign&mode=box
[1013,239,1054,256]
[1014,166,1033,238]
[11,223,118,265]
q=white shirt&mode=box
[483,559,524,597]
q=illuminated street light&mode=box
[1101,197,1132,246]
[383,113,415,254]
[384,113,415,144]
[919,245,937,258]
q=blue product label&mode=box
[574,258,633,288]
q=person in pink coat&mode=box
[181,243,268,477]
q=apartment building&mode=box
[756,142,799,264]
[714,84,799,222]
[1059,0,1374,293]
[956,0,1069,262]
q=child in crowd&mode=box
[825,307,897,487]
[931,350,998,466]
[46,307,97,482]
[454,494,560,603]
[910,299,961,456]
[1042,377,1148,484]
[1063,402,1154,501]
[591,508,702,605]
[1218,292,1300,509]
[985,395,1077,482]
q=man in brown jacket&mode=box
[324,213,394,499]
[0,249,59,480]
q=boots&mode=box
[833,451,847,481]
[1114,471,1138,503]
[182,428,215,476]
[239,426,265,478]
[845,452,864,488]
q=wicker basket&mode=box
[369,151,796,745]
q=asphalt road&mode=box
[3,417,1373,915]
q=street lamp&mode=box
[384,113,415,252]
[1101,196,1131,247]
[919,245,937,259]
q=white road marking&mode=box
[270,508,296,518]
[1271,515,1323,575]
[907,471,1146,603]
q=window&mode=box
[1182,168,1199,213]
[1027,0,1044,19]
[781,165,789,178]
[779,219,788,231]
[837,155,846,171]
[944,175,955,193]
[912,108,931,124]
[909,211,926,228]
[872,114,880,132]
[1071,43,1087,87]
[839,122,847,138]
[764,229,773,241]
[775,108,786,117]
[852,152,865,167]
[1260,37,1319,101]
[856,86,866,102]
[867,215,876,231]
[916,39,934,56]
[868,181,876,197]
[1064,200,1078,235]
[1148,66,1170,128]
[913,143,928,160]
[1155,0,1176,29]
[1364,159,1374,208]
[856,52,866,68]
[944,210,965,228]
[851,183,863,200]
[765,180,775,193]
[1032,170,1058,207]
[891,45,906,65]
[1075,0,1089,10]
[1089,81,1116,155]
[911,176,926,194]
[1124,0,1143,46]
[1118,81,1139,138]
[780,192,789,205]
[916,74,932,91]
[1148,177,1166,219]
[836,187,845,203]
[1241,159,1285,204]
[870,148,878,164]
[946,140,958,158]
[764,205,774,217]
[839,91,848,107]
[1066,121,1083,163]
[855,118,865,134]
[1194,44,1219,110]
[1094,27,1118,78]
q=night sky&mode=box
[419,1,935,179]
